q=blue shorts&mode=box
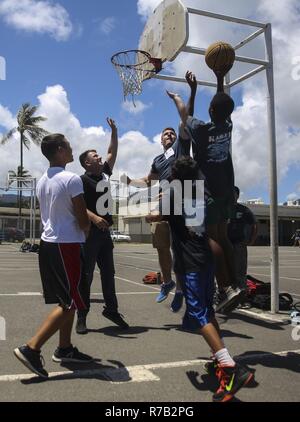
[182,265,215,331]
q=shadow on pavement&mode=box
[88,325,173,339]
[21,359,130,384]
[218,312,288,331]
[236,351,300,374]
[163,324,253,340]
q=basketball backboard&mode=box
[138,0,189,65]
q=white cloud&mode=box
[0,105,16,130]
[137,0,161,18]
[0,0,73,41]
[122,100,151,115]
[99,17,116,35]
[287,193,299,201]
[0,84,162,185]
[137,0,300,197]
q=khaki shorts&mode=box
[151,221,171,249]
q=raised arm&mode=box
[166,91,188,126]
[120,171,159,188]
[185,71,197,117]
[106,118,118,172]
[214,66,232,94]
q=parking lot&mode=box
[0,243,299,403]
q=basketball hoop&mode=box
[111,50,162,104]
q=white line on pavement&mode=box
[0,292,159,297]
[1,349,299,383]
[250,272,300,282]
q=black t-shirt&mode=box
[186,117,234,198]
[228,203,256,244]
[81,162,113,227]
[151,136,190,182]
[161,185,212,274]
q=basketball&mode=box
[205,42,235,72]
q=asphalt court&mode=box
[0,243,300,402]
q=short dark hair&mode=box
[41,134,67,160]
[210,93,235,122]
[79,150,96,169]
[234,186,240,197]
[162,127,176,136]
[171,157,199,182]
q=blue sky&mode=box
[0,0,300,204]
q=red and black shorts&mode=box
[39,240,88,311]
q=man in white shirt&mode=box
[14,133,93,379]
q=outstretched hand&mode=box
[107,117,117,131]
[166,90,181,100]
[185,71,197,92]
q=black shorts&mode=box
[39,240,88,311]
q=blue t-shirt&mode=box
[186,117,234,198]
[151,136,191,182]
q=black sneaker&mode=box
[52,346,94,363]
[14,345,48,379]
[76,316,88,335]
[102,307,129,329]
[213,364,254,402]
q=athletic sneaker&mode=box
[52,346,94,363]
[213,364,254,402]
[204,359,218,377]
[76,316,88,335]
[215,286,242,313]
[14,345,48,379]
[170,291,184,312]
[156,280,176,303]
[102,307,129,329]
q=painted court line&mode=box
[250,272,300,282]
[1,349,299,384]
[0,292,159,297]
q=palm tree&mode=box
[8,167,32,209]
[1,103,48,223]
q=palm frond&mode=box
[8,170,17,177]
[28,116,47,124]
[1,128,17,144]
[22,135,31,150]
[26,126,48,146]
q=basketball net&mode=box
[111,50,162,106]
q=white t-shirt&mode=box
[37,167,86,243]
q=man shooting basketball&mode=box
[167,67,242,313]
[121,72,197,312]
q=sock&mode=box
[215,348,235,367]
[163,280,172,285]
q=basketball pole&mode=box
[265,23,279,313]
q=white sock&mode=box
[215,348,235,367]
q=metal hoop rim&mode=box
[111,49,159,72]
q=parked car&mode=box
[110,230,131,242]
[0,227,26,243]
